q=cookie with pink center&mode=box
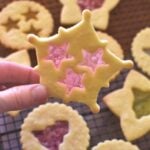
[21,103,90,150]
[59,0,120,30]
[28,10,133,113]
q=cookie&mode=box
[0,1,54,50]
[60,0,120,30]
[131,28,150,76]
[28,10,133,113]
[103,70,150,141]
[3,50,31,117]
[92,139,140,150]
[21,103,90,150]
[97,31,124,79]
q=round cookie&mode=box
[97,31,124,80]
[131,28,150,76]
[21,103,90,150]
[92,139,140,150]
[97,32,124,59]
[0,1,54,50]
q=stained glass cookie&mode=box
[0,1,53,50]
[28,10,133,113]
[92,139,140,150]
[59,0,120,30]
[97,31,124,80]
[131,28,150,76]
[21,103,90,150]
[103,70,150,141]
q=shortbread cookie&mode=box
[60,0,120,30]
[28,10,133,113]
[92,139,140,150]
[0,1,53,50]
[21,103,90,150]
[4,50,31,117]
[97,31,124,79]
[131,28,150,76]
[104,70,150,141]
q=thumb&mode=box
[0,84,48,113]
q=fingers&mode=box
[0,61,39,85]
[0,84,48,113]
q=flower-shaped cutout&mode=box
[104,70,150,141]
[59,0,120,30]
[28,10,133,113]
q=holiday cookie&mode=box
[104,70,150,141]
[131,28,150,76]
[60,0,120,30]
[0,1,53,50]
[92,139,140,150]
[21,103,90,150]
[4,50,31,117]
[28,10,133,113]
[97,31,124,79]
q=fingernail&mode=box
[31,85,48,104]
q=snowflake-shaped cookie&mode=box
[59,0,120,30]
[104,70,150,141]
[28,10,133,113]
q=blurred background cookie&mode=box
[131,28,150,76]
[59,0,120,30]
[0,1,54,50]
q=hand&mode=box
[0,61,48,113]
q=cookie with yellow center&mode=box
[103,70,150,141]
[21,103,90,150]
[92,139,140,150]
[59,0,120,30]
[28,10,133,113]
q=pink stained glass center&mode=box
[77,0,105,11]
[46,43,71,68]
[33,121,69,150]
[60,69,83,92]
[80,49,106,71]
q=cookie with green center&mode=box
[92,139,140,150]
[59,0,120,30]
[103,70,150,141]
[28,10,133,113]
[0,1,53,50]
[21,103,90,150]
[131,28,150,76]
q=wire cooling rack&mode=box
[0,0,150,150]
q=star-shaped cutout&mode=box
[46,43,71,68]
[103,70,150,141]
[28,10,133,113]
[60,69,84,93]
[80,49,107,71]
[143,47,150,56]
[22,8,38,21]
[24,25,41,35]
[2,18,19,32]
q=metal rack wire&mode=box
[0,0,150,149]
